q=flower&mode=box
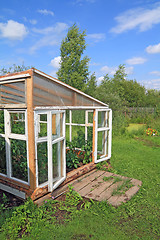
[145,128,159,136]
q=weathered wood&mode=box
[72,170,104,192]
[81,172,114,198]
[26,71,36,190]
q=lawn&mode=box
[0,132,160,240]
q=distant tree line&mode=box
[1,24,160,111]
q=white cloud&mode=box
[87,33,105,42]
[37,9,54,16]
[126,57,147,65]
[110,4,160,34]
[74,0,96,4]
[149,70,160,76]
[23,17,37,25]
[101,65,117,75]
[0,20,28,40]
[146,43,160,54]
[101,65,133,76]
[97,76,104,83]
[50,56,61,69]
[30,22,68,53]
[142,78,160,90]
[125,66,134,75]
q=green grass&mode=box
[0,133,160,240]
[127,123,146,132]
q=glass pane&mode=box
[66,110,69,123]
[72,126,85,148]
[98,111,108,128]
[11,139,28,182]
[10,112,25,134]
[52,113,63,139]
[0,81,25,105]
[52,142,62,179]
[0,110,4,134]
[88,111,93,124]
[87,127,93,146]
[72,110,85,124]
[38,114,47,138]
[0,137,6,174]
[97,131,108,160]
[66,125,69,142]
[37,142,48,185]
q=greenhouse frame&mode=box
[0,68,112,200]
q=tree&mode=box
[0,63,32,76]
[85,73,97,97]
[57,24,90,91]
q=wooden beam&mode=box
[4,83,25,93]
[26,71,36,190]
[1,89,24,98]
[72,92,77,106]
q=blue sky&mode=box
[0,0,160,90]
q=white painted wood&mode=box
[48,111,53,192]
[1,104,27,109]
[94,109,112,163]
[66,123,93,127]
[0,74,30,82]
[4,110,11,178]
[0,183,26,199]
[69,110,72,142]
[35,106,109,110]
[85,111,88,142]
[108,110,112,158]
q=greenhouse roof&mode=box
[0,68,108,108]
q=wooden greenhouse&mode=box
[0,68,112,200]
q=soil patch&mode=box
[0,189,24,209]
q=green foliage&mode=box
[57,24,90,91]
[1,198,57,239]
[1,133,160,240]
[103,175,123,183]
[85,73,97,96]
[0,63,32,75]
[66,142,80,169]
[0,193,9,212]
[66,127,92,169]
[112,179,133,196]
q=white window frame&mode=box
[94,109,112,163]
[66,109,93,148]
[0,109,29,185]
[34,109,66,192]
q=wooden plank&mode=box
[26,71,36,190]
[0,174,30,189]
[82,172,114,198]
[1,94,24,103]
[4,83,25,93]
[72,92,77,106]
[72,170,104,192]
[1,89,24,98]
[1,98,18,104]
[95,180,124,201]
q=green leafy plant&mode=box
[112,179,133,196]
[103,175,123,183]
[66,141,80,169]
[80,141,92,164]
